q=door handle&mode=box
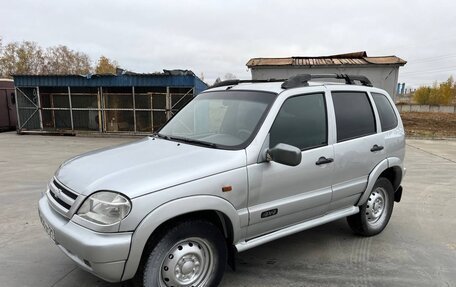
[370,144,384,152]
[315,156,334,165]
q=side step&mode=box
[235,206,359,252]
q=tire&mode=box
[347,177,394,236]
[141,220,227,287]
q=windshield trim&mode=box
[157,89,278,150]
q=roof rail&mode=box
[281,74,373,89]
[210,74,373,89]
[210,78,284,88]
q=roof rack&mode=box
[210,74,373,89]
[281,74,372,89]
[210,78,285,88]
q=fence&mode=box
[396,104,456,113]
[15,86,195,134]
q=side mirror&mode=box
[267,143,302,166]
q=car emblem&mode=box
[55,188,61,199]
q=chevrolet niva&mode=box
[39,74,405,287]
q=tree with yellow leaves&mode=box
[95,56,118,74]
[413,76,455,105]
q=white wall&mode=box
[251,65,401,100]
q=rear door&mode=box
[329,90,385,211]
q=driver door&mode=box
[246,92,334,238]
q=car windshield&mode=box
[158,90,277,149]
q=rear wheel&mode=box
[142,220,227,287]
[347,177,394,236]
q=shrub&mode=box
[413,76,455,105]
[413,86,431,104]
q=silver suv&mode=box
[38,74,405,287]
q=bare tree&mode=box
[0,40,93,76]
[43,45,91,74]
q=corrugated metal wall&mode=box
[14,74,207,134]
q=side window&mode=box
[332,92,376,142]
[270,93,327,150]
[372,93,398,131]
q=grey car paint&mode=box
[38,82,405,283]
[56,137,247,200]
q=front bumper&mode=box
[38,195,132,282]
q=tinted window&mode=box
[270,93,327,150]
[372,93,398,131]
[332,92,376,142]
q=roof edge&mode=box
[247,53,407,68]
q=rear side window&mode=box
[270,93,327,150]
[332,92,376,142]
[372,93,398,131]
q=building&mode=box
[0,79,17,131]
[246,51,406,99]
[13,70,207,135]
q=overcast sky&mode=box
[1,0,455,87]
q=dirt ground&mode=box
[400,112,456,138]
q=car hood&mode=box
[55,137,246,198]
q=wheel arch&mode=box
[121,195,240,281]
[357,158,403,206]
[379,165,402,191]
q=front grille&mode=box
[53,180,78,200]
[48,179,79,213]
[49,190,72,209]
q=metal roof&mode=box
[12,69,208,93]
[246,51,407,68]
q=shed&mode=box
[13,70,207,135]
[0,79,17,131]
[246,51,406,99]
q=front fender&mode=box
[121,195,242,281]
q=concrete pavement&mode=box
[0,132,454,287]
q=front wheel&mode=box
[347,177,394,236]
[142,220,227,287]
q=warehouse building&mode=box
[13,70,207,135]
[247,51,406,99]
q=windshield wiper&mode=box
[170,136,219,149]
[153,133,218,148]
[153,133,170,140]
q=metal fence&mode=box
[15,85,195,134]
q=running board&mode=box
[235,206,359,252]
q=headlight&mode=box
[77,191,131,225]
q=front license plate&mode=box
[39,211,55,242]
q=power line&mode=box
[400,66,456,76]
[406,53,456,63]
[409,56,456,66]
